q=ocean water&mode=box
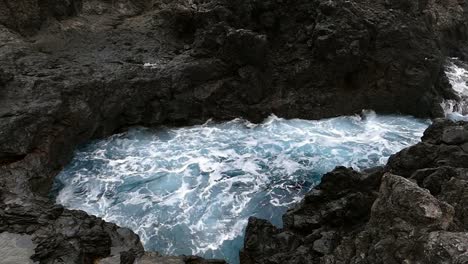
[442,58,468,121]
[53,111,429,263]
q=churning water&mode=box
[53,111,429,263]
[442,59,468,121]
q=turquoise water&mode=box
[53,111,430,263]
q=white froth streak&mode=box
[54,112,429,262]
[442,58,468,120]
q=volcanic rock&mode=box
[1,0,468,263]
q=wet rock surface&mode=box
[0,232,37,264]
[240,119,468,264]
[1,0,468,263]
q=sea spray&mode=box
[442,59,468,121]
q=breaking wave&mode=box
[441,58,468,121]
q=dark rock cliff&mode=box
[1,0,468,263]
[240,119,468,264]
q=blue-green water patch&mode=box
[52,111,430,264]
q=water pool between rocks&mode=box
[52,111,430,264]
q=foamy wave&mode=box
[442,59,468,120]
[53,111,429,264]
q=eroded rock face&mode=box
[1,0,467,170]
[1,0,468,263]
[0,196,144,263]
[0,0,81,35]
[241,120,468,264]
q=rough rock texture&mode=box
[0,193,146,263]
[240,119,468,264]
[0,232,37,264]
[1,0,468,263]
[0,0,81,35]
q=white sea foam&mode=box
[143,62,158,69]
[53,111,429,264]
[442,58,468,121]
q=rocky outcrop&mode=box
[240,119,468,264]
[1,0,468,263]
[0,198,144,263]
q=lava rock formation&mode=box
[1,0,468,263]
